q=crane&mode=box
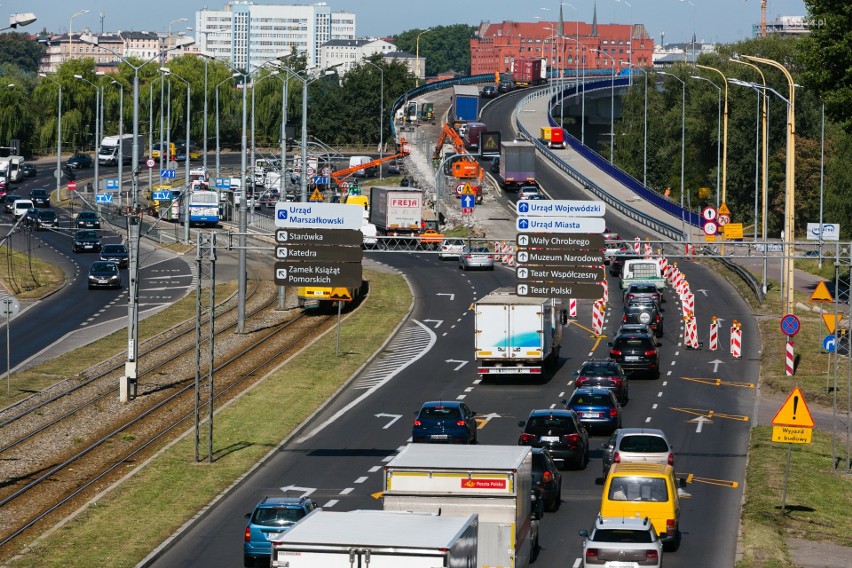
[329,148,410,192]
[432,123,482,179]
[748,0,768,37]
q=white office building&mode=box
[196,2,356,71]
[318,38,396,74]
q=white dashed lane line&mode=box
[323,499,339,508]
[368,466,381,473]
[354,477,367,484]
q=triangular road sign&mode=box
[309,188,324,202]
[718,202,731,215]
[461,182,475,195]
[810,281,833,303]
[771,387,815,428]
[822,313,843,334]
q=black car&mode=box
[73,229,102,253]
[412,401,478,444]
[66,153,93,169]
[100,243,129,268]
[623,283,664,309]
[480,85,497,98]
[34,209,59,230]
[3,194,23,214]
[490,156,500,174]
[609,332,661,379]
[30,188,51,208]
[531,448,562,512]
[22,163,37,177]
[575,359,629,403]
[497,81,514,93]
[622,298,664,338]
[22,208,39,227]
[518,408,589,470]
[76,211,101,229]
[87,261,121,289]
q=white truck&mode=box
[383,444,536,568]
[474,288,566,375]
[7,155,25,182]
[620,258,666,290]
[98,134,143,166]
[368,186,423,237]
[271,510,478,567]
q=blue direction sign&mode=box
[516,216,606,234]
[780,314,801,336]
[461,194,476,210]
[105,178,119,191]
[823,334,836,353]
[160,169,177,179]
[152,190,172,201]
[312,176,330,185]
[95,193,113,204]
[215,177,231,189]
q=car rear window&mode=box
[581,362,618,375]
[614,337,654,349]
[526,416,577,434]
[252,507,306,526]
[619,436,670,453]
[608,476,668,502]
[570,393,614,406]
[420,407,461,419]
[592,528,654,543]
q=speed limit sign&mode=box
[718,214,731,226]
[146,158,156,168]
[340,181,350,190]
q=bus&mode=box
[183,189,220,227]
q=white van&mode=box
[349,155,373,178]
[12,198,34,220]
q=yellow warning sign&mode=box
[772,425,813,444]
[329,287,353,302]
[461,182,475,195]
[822,313,843,334]
[309,188,324,202]
[723,223,743,239]
[810,281,833,303]
[771,387,814,428]
[718,202,730,215]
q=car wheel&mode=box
[243,555,254,567]
[579,446,589,469]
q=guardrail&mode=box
[702,246,766,304]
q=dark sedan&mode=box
[609,332,661,379]
[575,359,629,403]
[565,387,623,435]
[34,209,59,230]
[480,85,497,98]
[531,448,562,512]
[66,153,93,169]
[73,230,102,253]
[76,211,101,229]
[87,261,121,289]
[518,409,589,470]
[412,401,478,444]
[30,188,51,208]
[99,243,129,268]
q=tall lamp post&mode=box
[590,48,616,163]
[68,9,89,62]
[630,64,648,187]
[38,73,62,200]
[562,36,586,143]
[108,78,125,207]
[678,0,696,62]
[658,71,687,238]
[164,17,188,65]
[73,74,101,200]
[415,29,431,87]
[695,65,729,207]
[214,73,240,179]
[689,75,721,209]
[160,67,192,245]
[363,59,385,179]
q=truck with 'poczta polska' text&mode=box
[368,186,423,237]
[271,509,478,567]
[474,288,566,376]
[383,444,537,568]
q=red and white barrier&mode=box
[708,317,718,351]
[600,279,609,303]
[634,237,641,254]
[592,299,605,335]
[506,246,515,267]
[730,321,742,358]
[643,240,652,257]
[498,242,509,264]
[569,298,577,317]
[687,316,699,349]
[785,338,795,376]
[682,292,695,319]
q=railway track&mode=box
[0,284,336,552]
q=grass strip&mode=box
[6,269,409,567]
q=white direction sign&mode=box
[516,216,606,233]
[275,202,363,229]
[517,200,606,217]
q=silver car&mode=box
[579,516,662,568]
[458,245,494,270]
[601,428,674,478]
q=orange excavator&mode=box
[433,123,482,180]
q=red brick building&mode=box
[471,10,652,77]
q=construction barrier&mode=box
[643,239,652,257]
[682,292,695,319]
[506,246,515,267]
[592,299,605,335]
[600,279,609,303]
[785,338,795,376]
[633,237,641,254]
[499,242,509,264]
[708,317,718,351]
[730,321,742,358]
[569,298,577,317]
[685,316,699,349]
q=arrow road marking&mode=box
[689,415,712,433]
[375,413,402,429]
[422,319,444,328]
[446,359,468,371]
[709,359,724,373]
[474,412,502,429]
[436,293,455,301]
[696,288,709,296]
[279,485,317,498]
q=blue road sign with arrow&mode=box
[160,169,177,179]
[823,334,836,353]
[95,193,113,204]
[461,194,476,209]
[517,201,530,214]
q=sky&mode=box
[12,0,809,46]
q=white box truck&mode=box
[368,186,423,237]
[98,134,143,166]
[474,288,565,375]
[271,510,477,568]
[383,444,535,568]
[620,258,666,290]
[8,156,25,182]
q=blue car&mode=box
[565,387,623,434]
[244,496,316,567]
[412,401,478,444]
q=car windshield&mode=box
[92,262,117,273]
[526,416,577,434]
[620,436,670,453]
[80,212,97,219]
[592,528,654,543]
[77,231,97,239]
[570,393,614,407]
[251,507,306,527]
[608,476,668,502]
[38,211,56,219]
[420,407,461,420]
[102,245,126,254]
[581,363,619,375]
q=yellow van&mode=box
[344,194,369,210]
[599,462,681,550]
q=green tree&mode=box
[0,32,44,73]
[799,0,852,131]
[393,25,476,76]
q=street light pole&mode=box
[696,65,729,207]
[110,79,125,207]
[741,54,797,314]
[160,67,191,244]
[631,64,649,187]
[658,71,686,238]
[415,29,431,87]
[562,3,580,129]
[68,9,89,62]
[591,49,616,162]
[689,75,721,209]
[214,74,237,180]
[38,73,62,201]
[364,60,384,179]
[74,74,101,200]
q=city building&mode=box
[195,1,356,72]
[318,38,396,74]
[754,15,813,38]
[38,30,187,74]
[470,8,652,77]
